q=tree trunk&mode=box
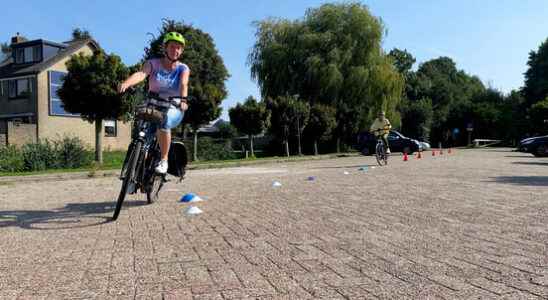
[296,118,302,156]
[336,137,341,153]
[95,119,103,164]
[249,134,255,158]
[284,139,290,157]
[193,131,198,161]
[314,140,318,156]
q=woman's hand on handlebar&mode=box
[118,82,130,94]
[180,101,188,111]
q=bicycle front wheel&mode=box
[146,174,164,204]
[375,143,388,166]
[112,141,142,220]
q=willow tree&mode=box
[249,3,403,151]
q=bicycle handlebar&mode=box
[370,127,390,133]
[122,88,186,107]
[147,92,184,107]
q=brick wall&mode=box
[7,122,37,147]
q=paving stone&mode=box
[0,149,546,297]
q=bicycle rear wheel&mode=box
[112,141,142,220]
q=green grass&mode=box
[101,151,127,169]
[0,150,357,177]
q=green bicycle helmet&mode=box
[163,31,186,46]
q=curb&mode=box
[0,152,360,185]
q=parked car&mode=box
[517,135,548,157]
[419,141,431,151]
[357,130,421,155]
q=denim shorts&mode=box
[148,106,184,134]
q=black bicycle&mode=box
[112,91,186,221]
[372,128,389,166]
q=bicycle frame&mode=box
[113,93,180,220]
[375,135,389,166]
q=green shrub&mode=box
[197,137,237,161]
[0,145,25,172]
[54,136,93,168]
[21,140,58,171]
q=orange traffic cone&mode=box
[448,148,452,154]
[403,152,408,161]
[432,150,436,156]
[417,151,422,159]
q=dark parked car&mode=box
[357,130,421,155]
[517,135,548,157]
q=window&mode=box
[17,79,29,96]
[24,47,33,63]
[14,46,41,63]
[33,46,42,61]
[7,78,31,99]
[104,120,117,137]
[49,71,79,116]
[15,48,24,63]
[8,81,16,98]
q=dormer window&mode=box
[14,45,41,64]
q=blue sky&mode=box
[2,0,547,120]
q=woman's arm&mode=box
[118,61,151,93]
[179,68,190,111]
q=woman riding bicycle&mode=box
[118,31,190,174]
[370,111,392,154]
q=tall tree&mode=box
[304,104,336,155]
[266,95,307,157]
[498,90,527,143]
[1,42,10,61]
[400,97,433,141]
[58,51,133,163]
[229,96,270,157]
[71,28,92,41]
[249,3,402,150]
[523,38,548,108]
[145,19,229,161]
[407,56,485,144]
[529,97,548,135]
[388,48,416,74]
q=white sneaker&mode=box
[386,148,391,154]
[155,160,168,174]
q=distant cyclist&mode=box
[370,111,392,154]
[118,31,190,174]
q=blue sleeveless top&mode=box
[147,58,189,99]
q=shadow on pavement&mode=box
[0,200,147,230]
[490,176,548,187]
[512,161,548,166]
[313,164,377,170]
[504,155,536,158]
[482,149,513,152]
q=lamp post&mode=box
[466,122,474,146]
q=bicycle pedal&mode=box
[127,182,137,194]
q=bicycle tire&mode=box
[146,174,164,204]
[112,141,142,220]
[375,143,388,166]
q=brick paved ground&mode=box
[0,148,546,299]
